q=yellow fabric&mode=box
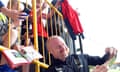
[0,12,7,23]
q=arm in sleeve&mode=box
[84,53,110,66]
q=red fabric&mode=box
[30,10,48,38]
[61,0,83,35]
[32,15,48,38]
[37,16,48,37]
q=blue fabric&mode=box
[51,0,63,5]
[46,53,110,72]
[0,1,4,8]
[0,64,17,72]
[21,2,31,14]
[86,53,110,65]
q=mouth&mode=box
[60,51,67,57]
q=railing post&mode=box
[32,0,39,72]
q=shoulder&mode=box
[46,65,57,72]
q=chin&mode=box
[63,54,68,58]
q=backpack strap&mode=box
[73,54,84,72]
[73,54,89,72]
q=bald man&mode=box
[45,35,117,72]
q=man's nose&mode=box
[60,46,66,50]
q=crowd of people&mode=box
[0,0,118,72]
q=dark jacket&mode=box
[46,53,110,72]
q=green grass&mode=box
[108,69,120,72]
[89,66,120,72]
[90,69,120,72]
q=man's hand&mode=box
[93,65,108,72]
[1,7,27,21]
[105,47,117,59]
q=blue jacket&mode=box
[46,53,110,72]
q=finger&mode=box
[101,66,108,72]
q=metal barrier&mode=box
[0,0,66,72]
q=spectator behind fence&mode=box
[0,0,27,21]
[0,1,31,72]
[28,0,61,72]
[6,0,34,72]
[0,0,28,47]
[45,35,117,72]
[30,0,61,64]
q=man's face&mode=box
[48,38,69,61]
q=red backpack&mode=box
[61,0,83,35]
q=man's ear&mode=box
[49,48,53,54]
[66,47,69,54]
[47,47,52,54]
